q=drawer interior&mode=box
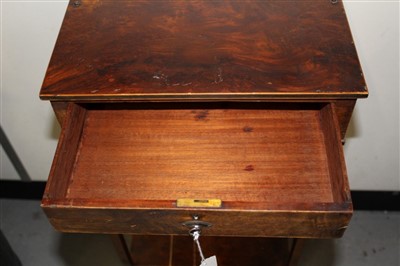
[42,102,351,236]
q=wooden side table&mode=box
[39,1,367,265]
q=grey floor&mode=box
[0,199,399,266]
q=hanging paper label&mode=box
[200,255,218,266]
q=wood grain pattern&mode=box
[42,102,352,237]
[41,207,351,238]
[40,0,367,101]
[319,104,351,204]
[333,100,356,140]
[42,103,86,201]
[68,105,332,203]
[51,102,69,125]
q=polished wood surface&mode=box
[70,105,332,203]
[333,100,356,140]
[42,102,351,237]
[51,102,69,125]
[40,0,367,101]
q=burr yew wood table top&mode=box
[40,0,367,101]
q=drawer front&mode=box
[42,102,352,238]
[42,207,351,238]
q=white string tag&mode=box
[192,230,218,266]
[200,255,218,266]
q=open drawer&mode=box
[42,102,352,238]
